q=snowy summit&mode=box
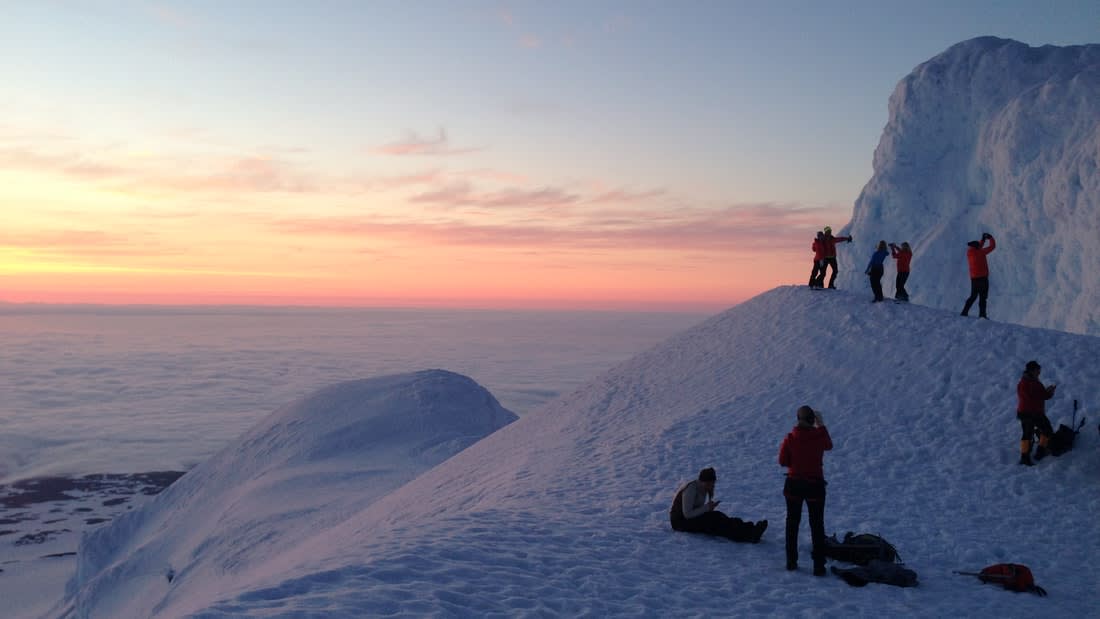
[839,37,1100,334]
[55,370,516,618]
[57,287,1100,617]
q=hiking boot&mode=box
[1033,446,1048,461]
[786,561,798,571]
[1019,453,1034,466]
[813,564,827,577]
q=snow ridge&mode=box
[838,37,1100,334]
[57,369,516,619]
[61,287,1100,617]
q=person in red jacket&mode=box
[961,233,996,318]
[809,231,826,289]
[820,226,853,289]
[1016,360,1056,466]
[779,405,833,575]
[888,242,912,302]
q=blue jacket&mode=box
[866,249,888,272]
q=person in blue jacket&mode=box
[865,241,889,303]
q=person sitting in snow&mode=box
[669,467,768,543]
[888,242,912,301]
[809,231,826,289]
[779,406,832,575]
[820,226,853,289]
[960,232,996,318]
[1016,360,1057,466]
[865,240,889,303]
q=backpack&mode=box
[1048,418,1086,456]
[956,563,1047,596]
[831,559,918,588]
[1049,399,1087,457]
[823,532,900,565]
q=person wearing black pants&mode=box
[961,233,996,318]
[889,241,912,301]
[784,478,826,572]
[865,241,889,303]
[669,467,768,542]
[779,406,833,575]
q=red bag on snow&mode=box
[974,563,1047,596]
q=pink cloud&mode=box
[154,156,317,193]
[0,144,318,194]
[0,229,178,257]
[408,182,580,209]
[273,201,849,252]
[373,128,483,157]
[0,147,130,181]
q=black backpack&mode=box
[1048,399,1087,457]
[823,532,901,565]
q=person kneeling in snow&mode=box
[1016,360,1056,466]
[669,467,767,543]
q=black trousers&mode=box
[1019,413,1054,440]
[809,261,825,287]
[961,276,989,317]
[784,478,826,567]
[671,510,757,542]
[895,271,909,300]
[868,264,885,301]
[822,257,839,288]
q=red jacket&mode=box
[891,246,912,272]
[778,425,833,480]
[966,237,995,277]
[812,239,825,261]
[1017,373,1054,416]
[822,234,852,258]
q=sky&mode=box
[1,1,1097,311]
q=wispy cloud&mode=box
[0,229,177,258]
[373,128,483,157]
[0,147,130,181]
[0,143,318,194]
[273,201,845,252]
[149,156,317,194]
[408,182,579,210]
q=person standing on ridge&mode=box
[865,240,889,303]
[669,467,768,543]
[820,226,853,289]
[779,406,833,575]
[889,242,912,302]
[809,231,826,289]
[1016,360,1057,466]
[960,232,996,318]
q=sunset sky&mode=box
[2,1,1096,311]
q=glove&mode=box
[981,232,991,239]
[848,237,853,243]
[864,269,870,275]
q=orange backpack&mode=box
[955,563,1047,596]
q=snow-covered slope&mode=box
[59,287,1100,617]
[55,370,516,619]
[838,37,1100,335]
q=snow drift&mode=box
[838,37,1100,335]
[60,287,1100,617]
[56,370,516,618]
